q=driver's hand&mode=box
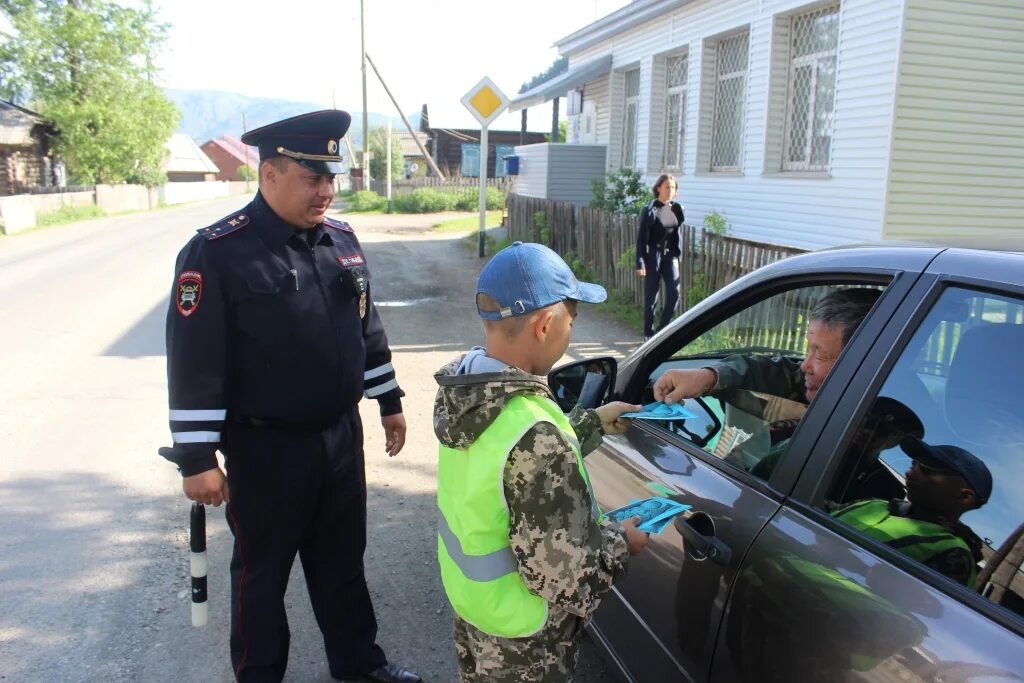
[594,401,642,434]
[653,368,718,404]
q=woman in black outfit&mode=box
[636,173,684,339]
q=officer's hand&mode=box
[183,467,230,507]
[653,368,717,404]
[636,267,646,278]
[381,413,407,457]
[621,517,649,556]
[594,402,642,435]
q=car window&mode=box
[826,286,1024,617]
[644,282,887,481]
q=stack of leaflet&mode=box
[606,497,691,534]
[620,401,695,420]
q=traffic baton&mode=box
[190,502,208,627]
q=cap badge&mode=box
[327,139,339,155]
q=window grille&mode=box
[711,32,749,171]
[622,69,640,168]
[783,4,840,171]
[663,55,688,169]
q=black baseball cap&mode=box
[901,435,993,505]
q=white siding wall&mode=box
[884,0,1024,245]
[563,0,906,249]
[511,144,550,199]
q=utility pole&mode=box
[386,119,393,213]
[360,0,369,189]
[242,112,251,192]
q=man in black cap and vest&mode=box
[159,110,421,683]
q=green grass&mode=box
[601,287,644,332]
[433,211,502,233]
[461,230,511,257]
[36,204,105,227]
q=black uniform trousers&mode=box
[643,253,681,338]
[222,408,386,682]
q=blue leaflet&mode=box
[606,496,692,534]
[620,401,696,420]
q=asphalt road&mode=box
[0,195,640,682]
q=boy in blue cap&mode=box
[834,435,993,587]
[433,241,649,681]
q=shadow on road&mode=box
[103,299,167,358]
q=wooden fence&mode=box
[506,193,808,312]
[367,176,512,200]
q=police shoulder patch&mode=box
[197,212,251,241]
[323,216,353,232]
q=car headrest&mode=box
[946,323,1024,447]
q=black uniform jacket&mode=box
[162,192,403,476]
[635,199,685,271]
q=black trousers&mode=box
[222,410,387,682]
[643,254,680,337]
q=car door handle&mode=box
[674,514,733,566]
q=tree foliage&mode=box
[590,168,648,215]
[519,57,568,94]
[367,126,404,180]
[0,0,179,185]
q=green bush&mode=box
[350,190,386,212]
[453,186,504,211]
[394,188,457,213]
[590,168,648,215]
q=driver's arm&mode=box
[710,354,806,401]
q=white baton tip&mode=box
[190,551,207,577]
[191,601,208,627]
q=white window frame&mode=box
[663,54,688,170]
[782,3,840,172]
[621,68,640,168]
[710,32,749,172]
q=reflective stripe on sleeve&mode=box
[169,409,227,421]
[364,378,398,397]
[364,362,395,381]
[438,513,518,582]
[172,431,221,443]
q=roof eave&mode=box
[555,0,695,56]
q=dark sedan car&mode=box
[550,245,1024,682]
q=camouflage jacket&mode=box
[433,354,630,622]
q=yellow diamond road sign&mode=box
[462,77,509,127]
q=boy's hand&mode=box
[621,516,649,555]
[595,402,642,435]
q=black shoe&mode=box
[339,663,423,683]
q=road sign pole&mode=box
[461,76,509,258]
[478,125,488,257]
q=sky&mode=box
[155,0,631,132]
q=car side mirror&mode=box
[548,357,617,413]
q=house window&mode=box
[663,54,688,170]
[621,68,640,168]
[783,4,840,171]
[711,32,749,172]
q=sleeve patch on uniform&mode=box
[338,254,365,267]
[177,270,202,317]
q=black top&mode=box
[635,199,685,269]
[161,192,402,475]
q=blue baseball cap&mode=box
[476,241,607,320]
[901,435,993,506]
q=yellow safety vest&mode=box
[436,394,599,637]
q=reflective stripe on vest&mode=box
[436,394,598,638]
[835,499,975,584]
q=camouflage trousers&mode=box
[453,612,584,682]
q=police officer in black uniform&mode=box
[159,110,421,683]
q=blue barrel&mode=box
[503,155,520,176]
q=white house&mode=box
[509,0,1024,250]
